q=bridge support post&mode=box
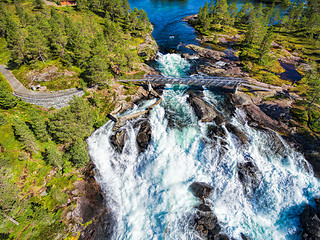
[233,83,239,94]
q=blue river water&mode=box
[128,0,287,52]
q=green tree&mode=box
[259,30,274,64]
[48,97,94,143]
[68,139,89,168]
[25,24,49,63]
[44,142,63,168]
[28,112,50,141]
[213,0,230,25]
[12,116,38,153]
[33,0,44,9]
[228,3,238,26]
[0,82,17,109]
[86,35,112,86]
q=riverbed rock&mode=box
[110,128,128,153]
[237,157,262,196]
[189,182,214,199]
[186,44,227,61]
[135,119,152,152]
[188,93,218,122]
[79,210,115,240]
[244,104,289,134]
[300,204,320,240]
[225,123,249,145]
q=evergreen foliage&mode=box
[44,142,63,168]
[48,97,94,143]
[28,111,50,141]
[0,0,153,86]
[0,82,17,109]
[12,116,38,153]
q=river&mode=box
[87,1,320,239]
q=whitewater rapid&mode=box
[87,54,320,240]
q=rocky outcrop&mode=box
[186,44,226,61]
[135,119,152,152]
[110,128,128,153]
[189,182,214,199]
[244,104,289,134]
[187,92,219,122]
[72,163,115,240]
[237,157,262,197]
[188,182,227,239]
[300,204,320,240]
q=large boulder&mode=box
[110,129,128,153]
[300,204,320,240]
[135,119,152,152]
[237,157,262,196]
[244,104,289,134]
[189,182,214,199]
[186,44,227,61]
[188,93,218,122]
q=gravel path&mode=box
[0,64,84,109]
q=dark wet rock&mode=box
[207,125,226,140]
[240,233,251,240]
[194,211,221,240]
[214,115,225,126]
[79,210,115,240]
[188,93,218,122]
[237,157,262,196]
[195,203,212,212]
[135,119,152,152]
[189,182,214,199]
[300,204,320,240]
[225,123,249,145]
[316,198,320,215]
[218,233,230,240]
[110,128,128,153]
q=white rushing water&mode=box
[87,54,320,240]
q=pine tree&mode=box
[33,0,44,9]
[25,24,49,63]
[213,0,230,25]
[86,34,112,86]
[0,82,17,109]
[259,30,274,64]
[28,112,50,141]
[12,116,38,153]
[44,142,63,168]
[68,139,89,168]
[228,3,238,26]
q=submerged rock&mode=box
[189,182,214,199]
[300,204,320,240]
[110,128,128,153]
[237,157,262,196]
[135,119,152,152]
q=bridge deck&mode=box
[118,75,272,91]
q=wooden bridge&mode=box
[118,75,272,92]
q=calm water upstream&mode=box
[87,1,319,239]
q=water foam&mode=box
[156,53,191,77]
[87,53,320,239]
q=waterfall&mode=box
[87,53,320,240]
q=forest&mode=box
[0,0,153,238]
[193,0,320,134]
